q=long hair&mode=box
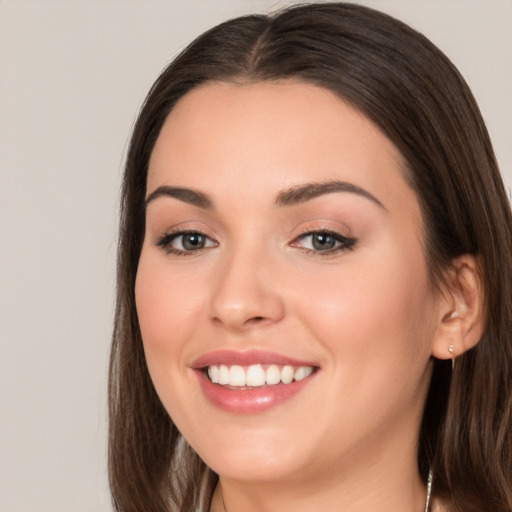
[109,3,512,511]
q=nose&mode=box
[208,244,285,331]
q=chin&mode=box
[187,423,312,483]
[206,452,304,483]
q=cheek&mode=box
[295,245,435,368]
[136,253,199,340]
[135,261,169,356]
[134,252,209,431]
[134,251,205,383]
[287,248,436,445]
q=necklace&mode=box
[220,469,434,512]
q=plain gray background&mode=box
[0,1,510,511]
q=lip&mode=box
[191,349,319,414]
[194,369,317,413]
[190,349,317,369]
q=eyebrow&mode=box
[145,186,213,209]
[275,180,386,209]
[145,180,385,210]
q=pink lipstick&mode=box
[191,350,319,414]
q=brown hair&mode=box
[109,3,512,511]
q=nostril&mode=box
[243,316,267,326]
[212,315,265,326]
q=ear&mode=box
[431,255,485,361]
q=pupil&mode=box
[183,234,204,250]
[312,233,335,251]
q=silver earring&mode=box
[448,344,455,370]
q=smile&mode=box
[192,350,319,413]
[207,364,314,387]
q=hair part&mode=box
[109,3,512,511]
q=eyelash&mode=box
[156,230,217,256]
[155,229,357,257]
[292,228,357,255]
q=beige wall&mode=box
[0,1,510,511]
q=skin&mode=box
[135,81,469,512]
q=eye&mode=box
[292,230,356,254]
[156,230,217,255]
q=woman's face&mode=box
[135,81,441,485]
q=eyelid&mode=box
[291,221,353,242]
[152,221,356,257]
[152,221,218,243]
[155,226,219,256]
[289,226,357,255]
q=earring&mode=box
[448,344,455,370]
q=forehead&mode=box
[148,80,417,218]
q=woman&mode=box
[108,3,512,511]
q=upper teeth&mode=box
[207,364,314,387]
